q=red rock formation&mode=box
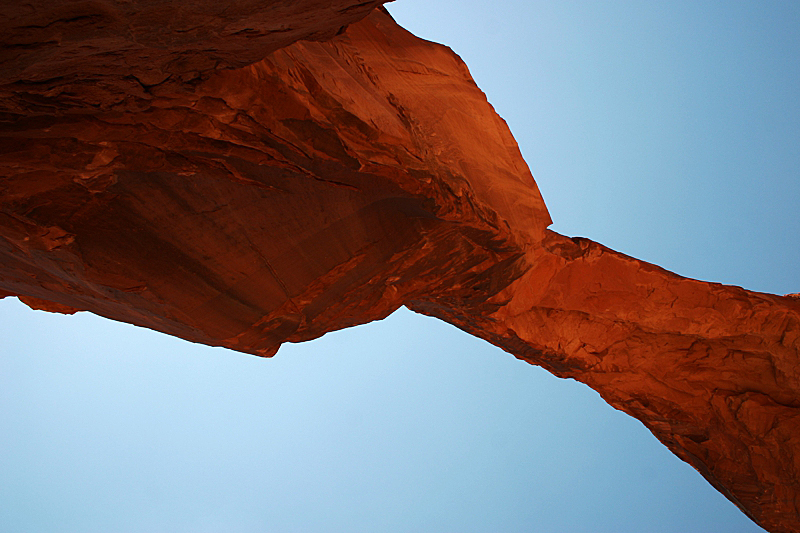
[0,0,386,113]
[0,4,798,532]
[0,6,548,355]
[411,232,800,531]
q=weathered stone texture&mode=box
[1,4,798,531]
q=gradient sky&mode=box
[2,1,798,532]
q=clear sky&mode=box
[1,1,798,532]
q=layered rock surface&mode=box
[0,0,386,113]
[1,3,798,531]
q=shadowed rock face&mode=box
[0,0,387,113]
[0,6,550,355]
[1,3,798,531]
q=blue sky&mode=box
[2,1,798,531]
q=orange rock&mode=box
[0,0,386,113]
[411,231,800,532]
[17,294,81,314]
[0,8,546,356]
[0,5,797,532]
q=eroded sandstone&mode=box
[0,4,798,532]
[0,0,387,113]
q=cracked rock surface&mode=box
[1,3,798,531]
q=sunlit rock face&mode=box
[1,4,799,532]
[0,7,549,354]
[412,232,800,533]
